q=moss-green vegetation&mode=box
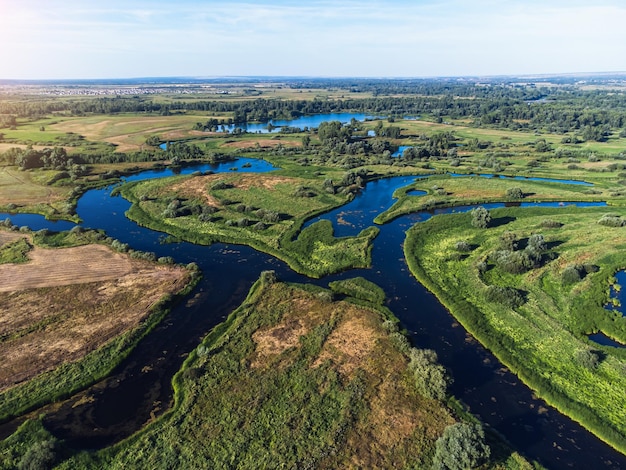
[0,237,32,264]
[48,275,528,469]
[404,205,626,453]
[121,173,378,277]
[329,276,386,304]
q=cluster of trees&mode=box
[489,233,548,274]
[1,146,88,177]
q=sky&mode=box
[1,0,625,80]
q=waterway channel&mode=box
[1,160,624,469]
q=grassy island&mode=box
[404,204,626,453]
[120,172,379,277]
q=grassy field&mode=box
[0,228,197,422]
[374,173,619,224]
[403,205,626,453]
[121,173,379,277]
[0,166,73,218]
[41,275,532,469]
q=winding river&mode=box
[1,161,624,469]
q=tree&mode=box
[432,422,490,470]
[470,206,491,229]
[301,135,311,149]
[408,348,451,400]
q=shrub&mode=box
[18,439,57,470]
[598,215,626,227]
[540,219,563,228]
[506,187,524,199]
[470,206,491,229]
[455,241,472,252]
[485,285,525,308]
[432,422,490,470]
[562,266,582,284]
[576,349,601,369]
[408,348,451,400]
[211,181,231,190]
[489,250,535,274]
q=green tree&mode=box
[432,422,490,470]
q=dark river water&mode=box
[0,161,624,469]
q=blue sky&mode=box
[1,0,625,79]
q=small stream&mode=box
[0,162,623,469]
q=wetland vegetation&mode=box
[2,76,626,468]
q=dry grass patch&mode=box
[0,167,69,206]
[0,242,189,391]
[314,310,381,376]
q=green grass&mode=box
[403,205,626,453]
[374,174,620,224]
[0,237,32,264]
[49,275,530,469]
[121,173,378,277]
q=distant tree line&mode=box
[2,83,626,140]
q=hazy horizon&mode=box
[2,0,626,80]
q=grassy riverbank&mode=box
[403,205,626,453]
[374,173,621,224]
[41,274,532,469]
[121,173,379,277]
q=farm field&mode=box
[0,229,194,422]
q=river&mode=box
[0,160,624,469]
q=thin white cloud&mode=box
[1,0,625,78]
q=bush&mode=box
[485,285,525,308]
[562,264,599,284]
[408,348,451,400]
[576,349,601,369]
[470,206,491,229]
[18,439,57,470]
[455,241,472,252]
[598,215,626,227]
[562,266,582,284]
[432,422,490,470]
[506,187,524,199]
[540,219,563,228]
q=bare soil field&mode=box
[0,242,190,391]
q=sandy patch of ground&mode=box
[0,231,27,246]
[0,244,133,292]
[0,243,189,391]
